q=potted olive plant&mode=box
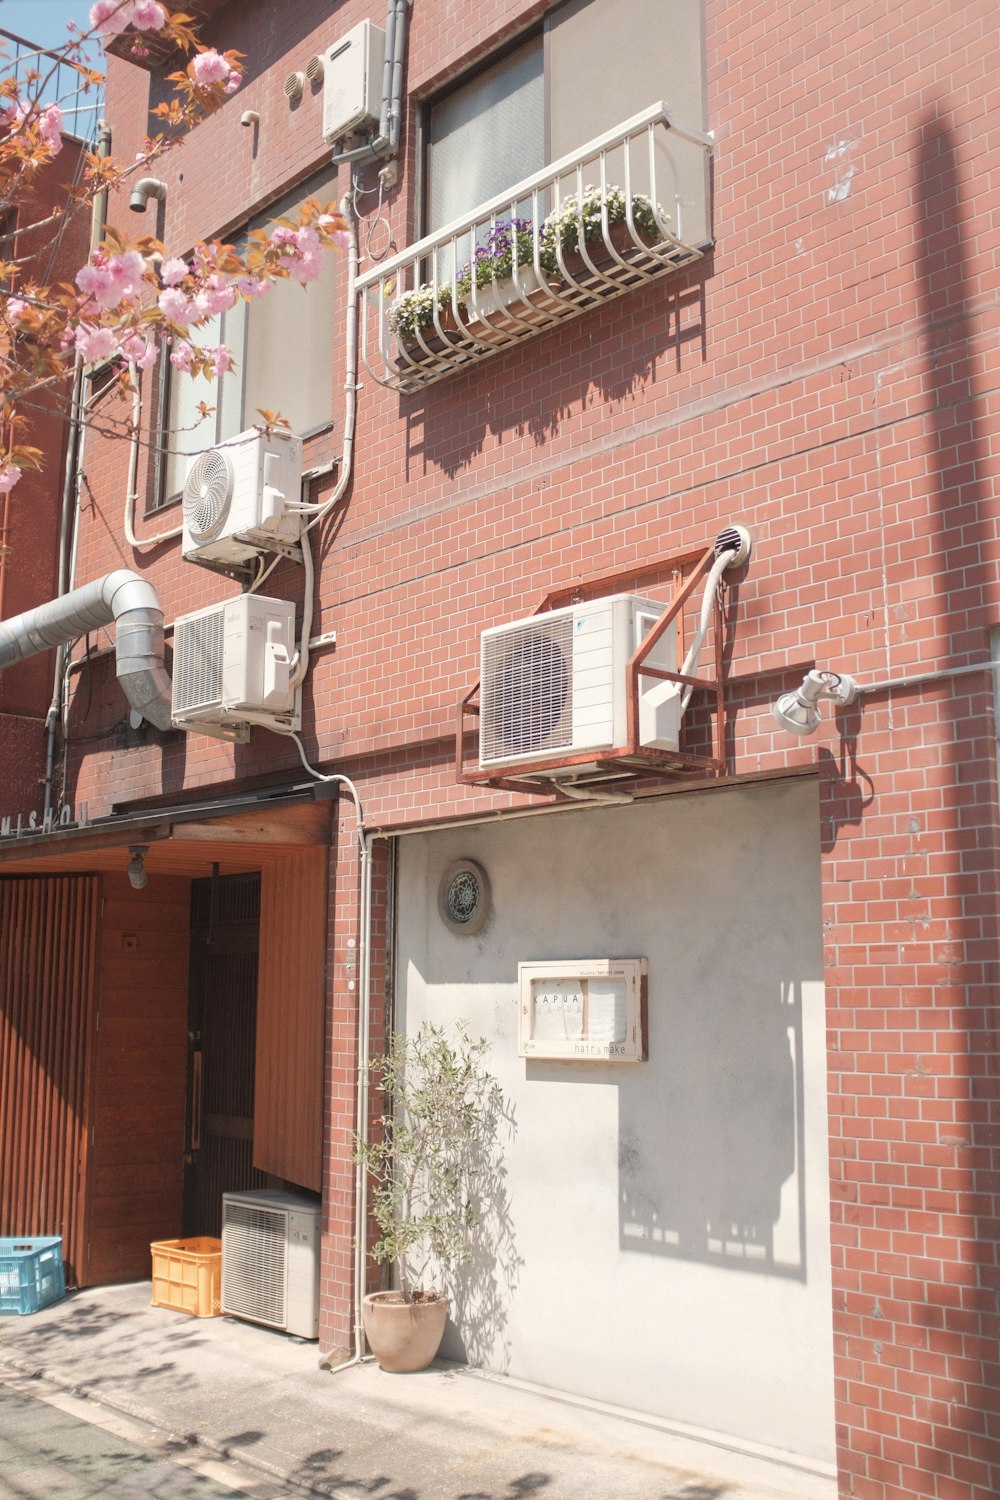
[354,1021,503,1372]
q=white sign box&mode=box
[518,959,648,1061]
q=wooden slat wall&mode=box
[0,875,99,1286]
[84,873,191,1286]
[255,848,328,1191]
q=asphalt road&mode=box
[0,1373,289,1500]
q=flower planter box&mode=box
[397,306,466,363]
[551,221,662,284]
[460,269,566,348]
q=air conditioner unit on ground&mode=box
[322,20,386,144]
[171,594,299,739]
[478,593,681,774]
[182,427,302,571]
[221,1189,321,1340]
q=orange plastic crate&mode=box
[150,1237,221,1318]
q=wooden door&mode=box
[184,872,267,1236]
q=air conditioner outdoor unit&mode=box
[171,594,299,738]
[182,427,302,571]
[478,593,681,774]
[322,20,386,144]
[221,1189,321,1340]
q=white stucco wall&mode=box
[394,777,836,1462]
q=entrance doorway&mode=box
[184,871,267,1236]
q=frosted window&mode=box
[427,39,544,234]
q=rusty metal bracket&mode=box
[456,543,732,796]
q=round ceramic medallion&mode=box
[437,858,491,936]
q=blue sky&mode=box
[0,0,92,53]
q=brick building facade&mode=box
[1,3,999,1497]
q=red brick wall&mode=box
[58,3,1000,1493]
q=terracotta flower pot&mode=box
[362,1290,449,1373]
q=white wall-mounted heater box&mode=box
[478,593,680,774]
[221,1189,321,1340]
[322,20,386,144]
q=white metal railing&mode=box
[355,102,713,394]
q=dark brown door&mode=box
[184,871,267,1237]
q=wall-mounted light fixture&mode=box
[126,845,149,890]
[772,669,859,736]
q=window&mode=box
[158,169,338,508]
[425,0,707,246]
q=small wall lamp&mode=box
[772,669,859,736]
[126,845,149,890]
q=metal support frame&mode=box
[456,544,730,798]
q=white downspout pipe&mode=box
[287,740,374,1369]
[0,570,173,730]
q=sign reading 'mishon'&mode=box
[518,958,648,1062]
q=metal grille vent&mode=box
[480,615,573,764]
[221,1200,287,1328]
[172,608,224,714]
[183,448,234,541]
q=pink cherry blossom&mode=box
[5,299,29,323]
[76,249,146,311]
[38,105,64,154]
[74,324,118,363]
[0,465,22,495]
[225,71,242,95]
[235,277,272,299]
[169,342,194,373]
[158,287,192,324]
[210,346,234,376]
[131,0,166,29]
[160,257,188,286]
[190,275,236,322]
[89,1,135,39]
[120,332,158,369]
[190,50,231,87]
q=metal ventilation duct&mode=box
[0,569,172,730]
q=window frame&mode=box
[151,167,339,516]
[419,20,549,246]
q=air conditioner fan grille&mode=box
[183,448,234,541]
[480,616,573,763]
[221,1201,287,1329]
[172,609,224,714]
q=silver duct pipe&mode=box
[0,570,172,731]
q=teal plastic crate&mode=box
[0,1237,65,1315]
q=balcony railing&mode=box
[355,102,713,395]
[0,29,103,143]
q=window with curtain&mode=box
[424,0,706,245]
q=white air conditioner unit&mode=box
[478,593,682,774]
[221,1189,321,1340]
[182,427,302,570]
[171,594,299,738]
[322,20,386,144]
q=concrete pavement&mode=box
[0,1283,838,1500]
